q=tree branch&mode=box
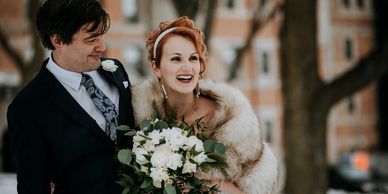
[203,0,217,48]
[320,46,388,108]
[171,0,200,19]
[0,28,25,70]
[228,1,283,81]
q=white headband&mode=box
[153,27,177,58]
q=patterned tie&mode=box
[81,73,118,141]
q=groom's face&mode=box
[51,23,107,72]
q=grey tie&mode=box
[81,73,118,141]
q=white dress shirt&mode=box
[46,56,120,131]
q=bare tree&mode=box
[280,0,388,194]
[228,1,282,81]
[171,0,218,48]
[0,0,45,91]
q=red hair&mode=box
[146,16,207,75]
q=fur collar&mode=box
[131,78,278,194]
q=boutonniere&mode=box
[101,59,118,73]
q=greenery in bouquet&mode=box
[116,112,228,194]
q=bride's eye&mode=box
[171,56,181,62]
[189,56,199,61]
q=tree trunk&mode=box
[280,0,328,194]
[281,0,388,193]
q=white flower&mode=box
[143,140,156,152]
[150,149,169,168]
[140,165,150,175]
[150,167,170,188]
[101,60,118,72]
[165,153,183,170]
[185,136,205,152]
[163,127,187,151]
[148,130,162,145]
[192,152,208,164]
[133,147,149,165]
[133,131,146,144]
[182,160,197,173]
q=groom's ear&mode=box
[151,60,161,78]
[50,35,63,49]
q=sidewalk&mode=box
[0,173,17,194]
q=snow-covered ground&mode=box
[0,173,385,194]
[0,173,17,194]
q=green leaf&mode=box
[118,149,133,165]
[140,119,151,131]
[191,176,203,187]
[121,187,130,194]
[164,185,177,194]
[151,111,158,120]
[124,130,137,136]
[116,179,127,187]
[140,178,152,189]
[121,174,134,185]
[155,120,169,129]
[214,143,226,154]
[116,125,131,131]
[203,139,215,152]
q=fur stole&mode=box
[131,78,279,194]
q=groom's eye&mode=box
[85,39,96,44]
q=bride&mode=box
[131,16,279,194]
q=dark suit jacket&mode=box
[7,58,135,194]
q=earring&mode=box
[195,74,202,98]
[161,83,168,99]
[195,83,200,98]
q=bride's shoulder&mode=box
[198,79,251,109]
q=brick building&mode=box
[0,0,378,175]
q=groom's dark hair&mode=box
[36,0,110,50]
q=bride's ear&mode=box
[151,60,161,79]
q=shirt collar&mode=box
[45,55,83,91]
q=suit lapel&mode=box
[39,63,113,143]
[98,66,131,126]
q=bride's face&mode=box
[152,35,201,96]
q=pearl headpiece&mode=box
[153,27,177,58]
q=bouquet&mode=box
[116,113,228,194]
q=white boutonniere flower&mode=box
[101,60,118,72]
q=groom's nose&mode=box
[94,36,106,52]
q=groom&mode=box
[7,0,135,193]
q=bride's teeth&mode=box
[177,75,192,80]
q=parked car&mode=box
[329,150,388,193]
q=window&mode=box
[342,0,351,8]
[356,0,365,9]
[261,51,270,74]
[344,38,353,61]
[264,121,272,143]
[226,0,235,9]
[260,0,267,8]
[222,46,237,69]
[347,96,355,113]
[123,45,144,75]
[122,0,139,23]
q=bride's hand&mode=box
[202,179,245,194]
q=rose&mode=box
[101,60,118,72]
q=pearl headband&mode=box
[153,27,177,58]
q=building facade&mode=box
[0,0,378,174]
